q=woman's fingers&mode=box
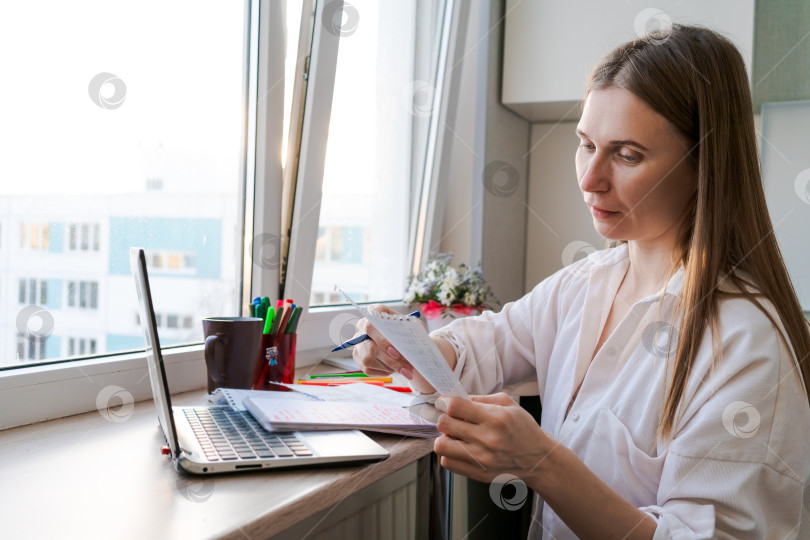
[436,454,494,484]
[433,435,498,480]
[351,304,419,378]
[435,410,480,442]
[433,393,552,479]
[352,338,395,374]
[351,330,415,378]
[357,317,400,360]
[471,393,514,406]
[434,395,494,425]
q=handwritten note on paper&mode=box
[366,312,469,398]
[243,396,439,437]
[334,286,468,399]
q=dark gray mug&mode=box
[202,317,264,393]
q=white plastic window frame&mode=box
[286,0,457,355]
[0,0,265,430]
[0,0,457,430]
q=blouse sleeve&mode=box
[429,264,574,396]
[639,299,810,539]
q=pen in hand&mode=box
[331,311,421,352]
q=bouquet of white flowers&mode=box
[404,253,496,323]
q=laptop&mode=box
[130,247,389,475]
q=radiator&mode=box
[270,461,420,540]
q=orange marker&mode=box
[295,380,384,387]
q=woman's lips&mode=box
[589,205,619,219]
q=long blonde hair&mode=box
[587,25,810,439]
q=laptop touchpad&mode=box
[298,431,387,458]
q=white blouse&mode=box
[432,244,810,539]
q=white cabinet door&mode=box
[502,0,755,121]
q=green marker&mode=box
[285,306,301,334]
[263,307,275,334]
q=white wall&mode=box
[436,0,530,307]
[524,122,604,291]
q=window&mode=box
[305,0,444,306]
[145,250,197,274]
[67,338,98,357]
[65,281,99,309]
[18,278,48,306]
[1,0,453,429]
[0,1,247,368]
[18,222,51,251]
[17,334,46,362]
[67,282,76,308]
[65,222,101,253]
[81,224,89,251]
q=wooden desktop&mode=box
[0,387,438,539]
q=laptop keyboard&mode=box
[183,407,313,462]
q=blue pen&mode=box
[331,311,421,352]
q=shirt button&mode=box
[571,412,580,421]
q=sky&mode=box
[0,1,245,196]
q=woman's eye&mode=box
[578,142,595,151]
[618,152,640,163]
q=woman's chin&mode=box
[592,221,626,241]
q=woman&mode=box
[353,25,810,539]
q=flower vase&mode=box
[419,300,481,332]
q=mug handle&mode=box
[204,333,228,387]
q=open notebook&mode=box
[209,384,437,437]
[244,397,439,437]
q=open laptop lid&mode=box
[130,247,182,459]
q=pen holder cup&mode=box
[253,333,297,390]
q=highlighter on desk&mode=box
[309,376,393,383]
[295,379,385,387]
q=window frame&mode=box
[0,0,261,429]
[0,0,454,430]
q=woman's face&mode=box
[575,87,697,248]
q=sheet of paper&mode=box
[278,382,415,408]
[244,396,437,430]
[366,312,469,398]
[324,381,415,408]
[208,388,316,411]
[334,285,468,398]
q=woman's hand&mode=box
[433,393,554,485]
[351,304,438,393]
[433,394,657,539]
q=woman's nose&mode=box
[578,151,610,193]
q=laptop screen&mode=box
[130,247,181,458]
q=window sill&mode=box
[0,303,406,430]
[0,345,206,430]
